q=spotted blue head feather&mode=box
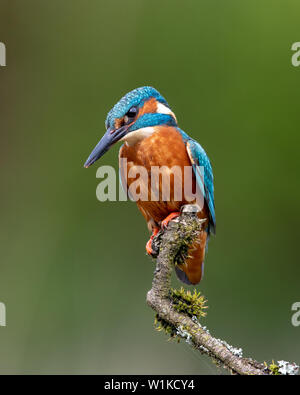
[105,86,169,130]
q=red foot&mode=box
[146,228,159,256]
[161,212,180,229]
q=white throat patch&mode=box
[120,127,155,146]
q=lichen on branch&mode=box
[146,205,299,376]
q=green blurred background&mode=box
[0,0,299,374]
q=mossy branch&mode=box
[146,205,299,376]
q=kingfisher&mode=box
[84,87,215,285]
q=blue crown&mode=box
[105,86,169,129]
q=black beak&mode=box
[84,126,128,168]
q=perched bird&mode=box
[84,87,215,285]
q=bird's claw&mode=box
[146,228,160,257]
[146,213,180,258]
[161,212,180,229]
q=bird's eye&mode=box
[124,106,138,124]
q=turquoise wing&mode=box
[179,129,216,234]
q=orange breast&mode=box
[120,126,209,226]
[120,126,209,285]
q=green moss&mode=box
[154,287,207,340]
[170,287,207,320]
[159,216,204,266]
[154,314,178,340]
[265,361,280,375]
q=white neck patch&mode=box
[156,102,177,123]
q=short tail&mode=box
[175,230,207,285]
